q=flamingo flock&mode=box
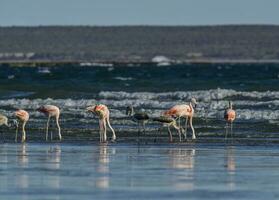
[0,98,236,143]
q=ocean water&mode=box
[1,63,279,199]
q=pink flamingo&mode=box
[37,105,62,141]
[224,101,236,139]
[164,98,198,140]
[14,109,29,142]
[86,104,116,143]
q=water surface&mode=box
[0,143,279,200]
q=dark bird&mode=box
[126,106,149,135]
[152,116,181,142]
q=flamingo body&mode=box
[224,109,236,123]
[164,104,194,118]
[15,109,29,142]
[37,105,62,141]
[164,98,197,140]
[224,101,236,139]
[87,104,116,142]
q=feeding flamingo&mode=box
[152,116,181,142]
[0,114,9,127]
[164,98,198,140]
[86,104,116,143]
[37,105,62,141]
[224,101,236,139]
[0,114,18,142]
[14,109,29,142]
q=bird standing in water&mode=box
[126,106,149,137]
[87,104,116,143]
[0,113,9,141]
[37,105,62,141]
[224,101,236,139]
[164,98,198,140]
[14,109,29,142]
[0,114,9,127]
[152,116,181,142]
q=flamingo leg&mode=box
[225,122,228,140]
[184,117,188,140]
[50,118,53,141]
[189,117,196,139]
[106,117,116,141]
[22,121,26,143]
[178,117,181,132]
[15,122,19,142]
[56,116,62,141]
[46,115,50,141]
[99,119,103,142]
[173,122,181,142]
[103,119,107,142]
[230,122,233,142]
[167,125,173,143]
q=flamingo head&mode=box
[190,98,198,108]
[86,105,95,113]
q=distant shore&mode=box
[1,25,279,64]
[1,59,279,67]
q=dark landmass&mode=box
[0,25,279,65]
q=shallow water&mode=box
[1,63,279,199]
[0,143,279,200]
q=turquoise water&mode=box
[0,143,279,200]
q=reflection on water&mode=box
[169,148,195,190]
[0,143,279,199]
[96,144,110,189]
[225,146,236,190]
[47,145,61,193]
[16,144,29,191]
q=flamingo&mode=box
[0,114,9,127]
[164,98,198,140]
[152,116,181,142]
[0,113,19,142]
[86,104,116,143]
[0,113,9,141]
[126,106,149,135]
[224,101,236,139]
[37,105,62,141]
[14,109,29,142]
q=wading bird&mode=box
[0,113,9,140]
[164,98,198,140]
[152,116,181,142]
[126,106,149,136]
[37,105,62,141]
[0,114,9,127]
[86,104,116,143]
[15,109,29,142]
[224,101,236,139]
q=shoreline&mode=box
[1,59,279,67]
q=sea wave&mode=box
[1,89,279,124]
